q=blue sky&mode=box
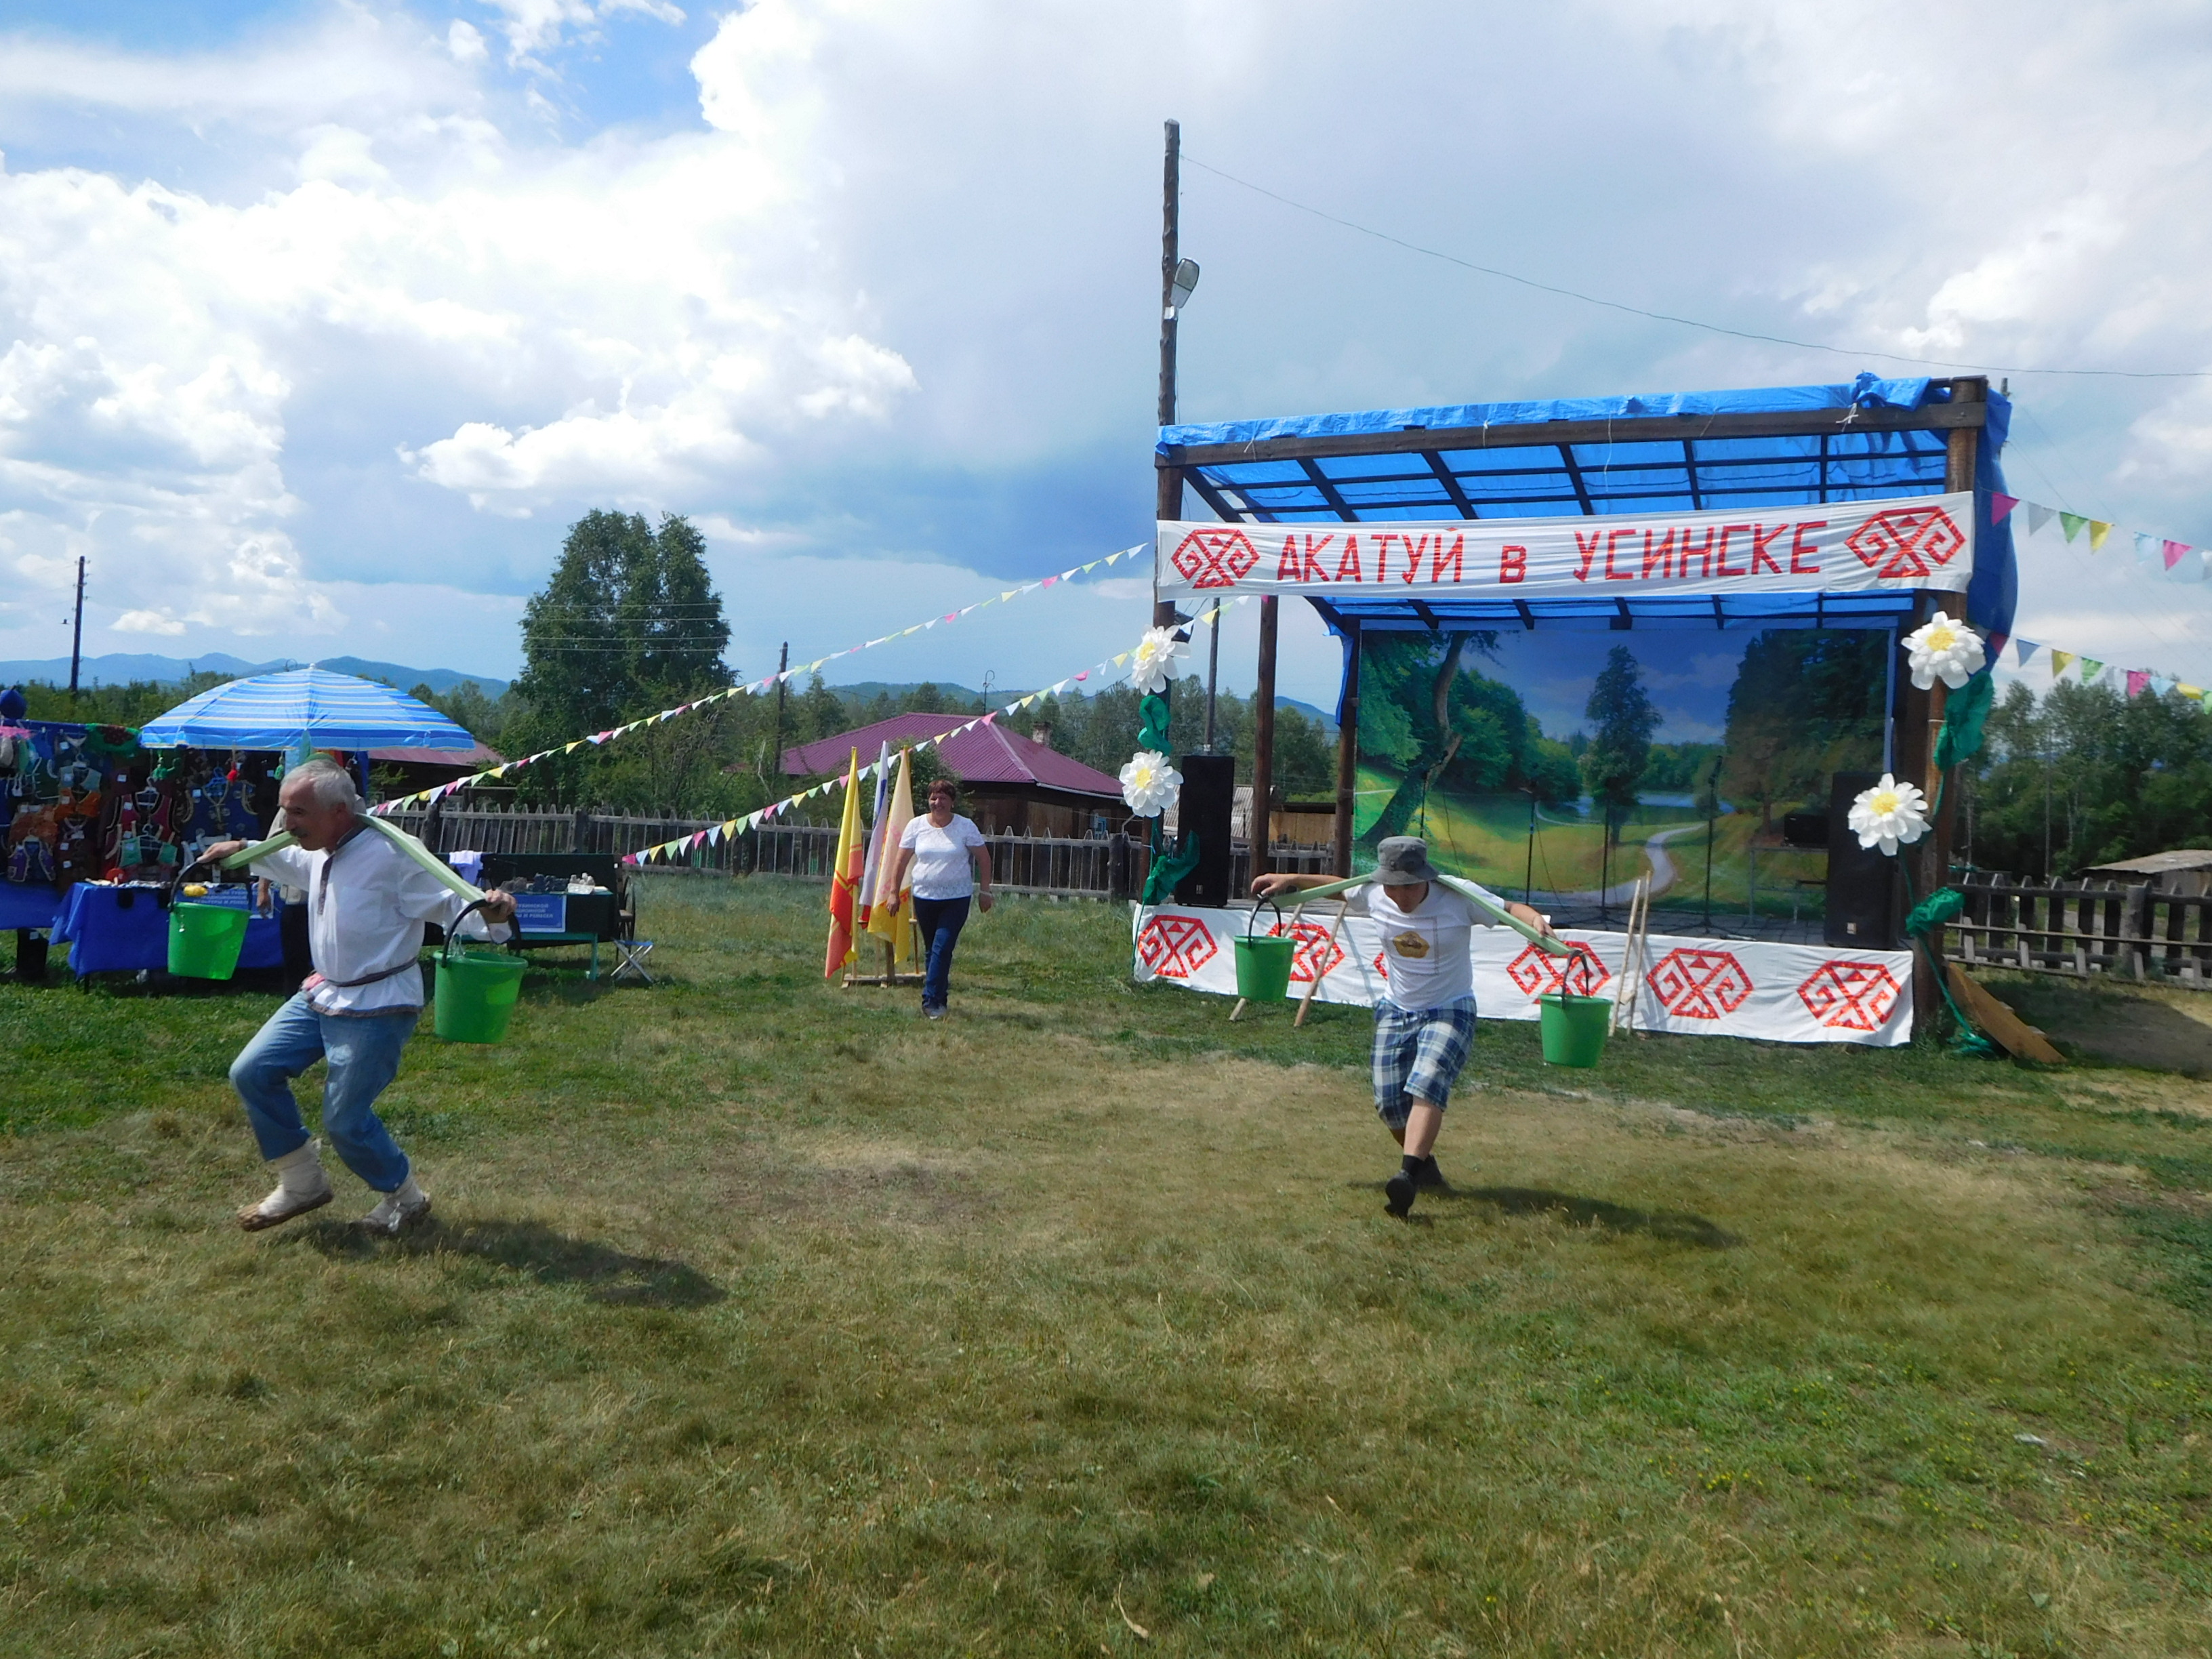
[2,1,2210,720]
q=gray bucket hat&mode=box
[1373,836,1437,886]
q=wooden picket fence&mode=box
[378,804,1334,902]
[1948,872,2212,987]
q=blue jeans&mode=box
[229,992,418,1192]
[912,895,970,1010]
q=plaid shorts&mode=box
[1371,996,1478,1129]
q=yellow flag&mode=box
[865,748,919,964]
[824,749,865,978]
[2089,520,2114,552]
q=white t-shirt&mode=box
[1349,880,1507,1010]
[900,813,987,900]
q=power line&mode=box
[1185,155,2212,382]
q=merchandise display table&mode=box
[50,883,289,977]
[1,884,62,931]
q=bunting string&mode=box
[370,543,1149,814]
[2000,630,2203,705]
[1992,491,2208,583]
[617,597,1252,869]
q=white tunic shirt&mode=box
[253,827,505,1017]
[1347,879,1509,1010]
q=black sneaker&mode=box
[1384,1169,1418,1218]
[1415,1158,1449,1191]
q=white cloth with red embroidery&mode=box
[1132,903,1913,1047]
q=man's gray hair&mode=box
[287,755,360,809]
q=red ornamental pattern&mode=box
[1136,914,1218,980]
[1271,920,1347,983]
[1171,527,1262,590]
[1646,947,1754,1020]
[1845,505,1965,580]
[1505,940,1611,1000]
[1796,960,1902,1032]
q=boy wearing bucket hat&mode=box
[1256,835,1553,1218]
[204,757,516,1237]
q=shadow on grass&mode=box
[306,1216,726,1307]
[1380,1182,1741,1248]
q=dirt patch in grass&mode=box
[1983,972,2212,1078]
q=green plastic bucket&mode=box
[168,901,250,980]
[434,945,525,1044]
[1538,994,1613,1067]
[1233,899,1296,1002]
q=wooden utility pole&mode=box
[1250,598,1278,881]
[1332,621,1360,876]
[68,556,85,697]
[1893,375,1986,1033]
[768,640,788,781]
[1153,119,1184,632]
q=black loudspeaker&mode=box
[1173,754,1236,907]
[1824,770,1900,948]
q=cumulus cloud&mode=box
[1,0,2209,695]
[477,0,687,68]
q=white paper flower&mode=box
[1847,772,1931,857]
[1128,626,1187,694]
[1120,749,1183,817]
[1902,616,1986,691]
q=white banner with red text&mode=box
[1131,905,1914,1047]
[1153,493,1975,605]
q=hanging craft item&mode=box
[1128,626,1187,694]
[1845,774,1930,857]
[1120,750,1181,818]
[1900,615,1986,691]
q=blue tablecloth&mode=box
[0,883,62,930]
[50,883,289,975]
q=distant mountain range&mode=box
[0,653,509,697]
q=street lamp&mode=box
[1166,257,1200,321]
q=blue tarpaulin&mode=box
[1160,373,2016,641]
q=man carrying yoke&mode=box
[204,756,516,1236]
[1255,834,1557,1220]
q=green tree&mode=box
[409,680,517,747]
[1580,646,1660,844]
[1719,630,1887,832]
[512,510,730,741]
[1962,678,2212,878]
[503,510,740,812]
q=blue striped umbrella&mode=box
[138,668,479,751]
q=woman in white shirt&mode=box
[886,776,994,1019]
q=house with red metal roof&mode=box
[782,713,1126,837]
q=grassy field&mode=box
[5,878,2212,1656]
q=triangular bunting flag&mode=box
[2026,503,2057,537]
[2136,533,2161,564]
[2060,512,2088,541]
[2049,650,2074,676]
[1990,493,2019,523]
[2180,684,2206,701]
[2089,520,2114,552]
[2167,539,2192,569]
[2152,676,2176,697]
[2014,639,2041,666]
[2127,670,2150,699]
[2080,659,2105,682]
